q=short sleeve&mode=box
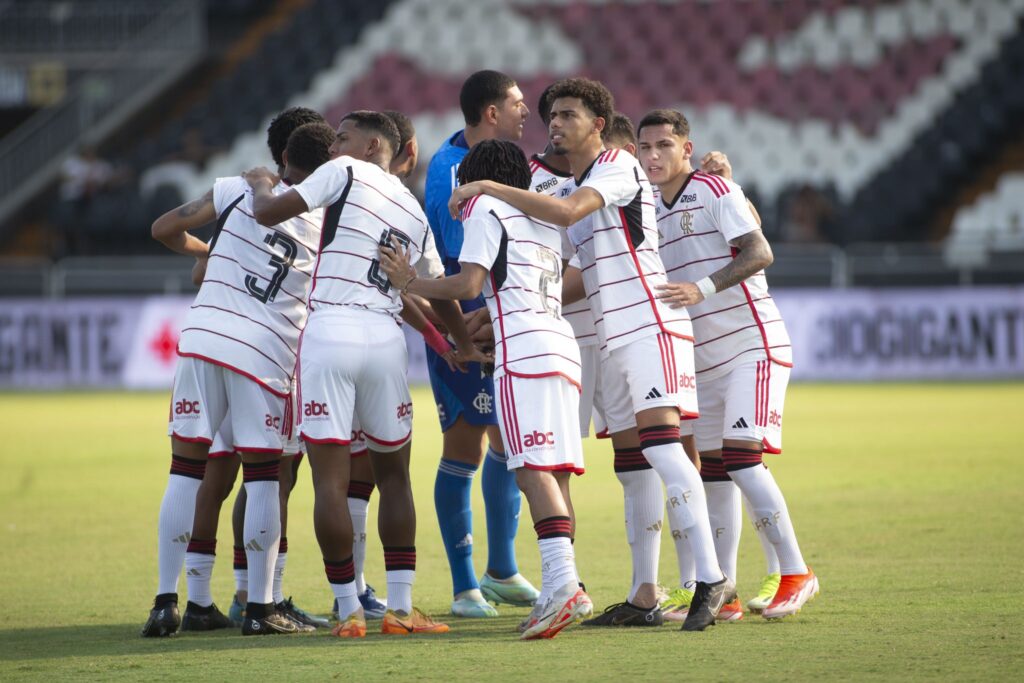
[581,154,640,208]
[714,182,760,244]
[457,211,503,272]
[212,176,248,216]
[415,229,446,279]
[568,252,582,270]
[293,159,348,211]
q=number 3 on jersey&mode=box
[368,228,412,293]
[245,231,298,303]
[536,248,561,317]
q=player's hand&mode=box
[463,307,493,342]
[655,281,704,308]
[454,342,493,367]
[700,151,733,181]
[378,237,416,290]
[241,167,279,190]
[440,347,468,373]
[447,181,487,219]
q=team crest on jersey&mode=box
[472,391,493,414]
[680,211,694,235]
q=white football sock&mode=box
[233,568,248,594]
[349,496,369,595]
[243,479,281,605]
[729,464,808,575]
[666,504,696,588]
[641,441,724,584]
[704,480,742,582]
[156,473,200,595]
[386,570,414,615]
[332,580,360,620]
[744,492,781,574]
[184,546,215,607]
[272,552,286,604]
[538,537,578,598]
[615,468,663,603]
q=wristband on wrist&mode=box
[421,322,452,356]
[695,276,717,298]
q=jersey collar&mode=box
[662,170,697,209]
[531,153,572,178]
[452,130,469,149]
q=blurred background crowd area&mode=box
[1,0,1023,296]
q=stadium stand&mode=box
[1,0,1023,292]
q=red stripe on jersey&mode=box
[506,370,582,392]
[666,254,731,274]
[616,206,693,345]
[735,246,794,367]
[206,256,307,306]
[353,177,426,227]
[200,278,304,331]
[220,227,313,277]
[659,229,716,249]
[658,334,671,394]
[235,207,318,254]
[319,249,374,262]
[461,195,482,220]
[189,303,296,357]
[692,175,723,198]
[658,207,707,222]
[691,296,772,321]
[694,321,777,348]
[175,347,291,398]
[603,319,694,344]
[696,171,729,196]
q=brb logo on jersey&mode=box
[175,399,201,417]
[523,430,555,450]
[304,401,329,418]
[396,402,413,419]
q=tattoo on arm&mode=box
[708,230,773,293]
[177,190,214,218]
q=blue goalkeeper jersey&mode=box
[423,130,485,313]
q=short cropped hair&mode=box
[285,122,335,174]
[267,107,325,168]
[636,109,691,139]
[460,70,517,126]
[457,139,531,191]
[547,77,614,125]
[340,110,402,160]
[383,110,415,151]
[602,111,636,148]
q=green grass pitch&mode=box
[1,383,1022,681]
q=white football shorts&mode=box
[168,356,288,454]
[692,359,790,454]
[599,331,699,435]
[297,310,412,453]
[496,373,585,475]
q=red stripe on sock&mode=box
[347,480,374,500]
[186,538,216,555]
[325,557,355,584]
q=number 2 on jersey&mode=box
[245,231,298,303]
[536,248,562,317]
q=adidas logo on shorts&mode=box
[732,417,749,429]
[645,387,663,400]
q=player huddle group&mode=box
[143,69,819,642]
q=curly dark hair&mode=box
[340,110,402,160]
[382,110,415,151]
[547,77,614,125]
[285,122,335,174]
[602,111,636,148]
[457,139,531,191]
[267,106,325,168]
[636,109,691,139]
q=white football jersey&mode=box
[294,156,443,320]
[656,170,792,380]
[565,148,692,356]
[529,154,598,348]
[177,176,321,397]
[459,194,581,387]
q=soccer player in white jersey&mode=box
[244,110,482,638]
[379,139,592,640]
[144,116,333,637]
[638,108,819,620]
[448,77,732,632]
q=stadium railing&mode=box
[0,0,206,232]
[2,244,1021,298]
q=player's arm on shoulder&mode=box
[562,263,586,305]
[241,166,310,226]
[710,229,773,292]
[151,189,215,257]
[449,180,604,227]
[702,151,762,227]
